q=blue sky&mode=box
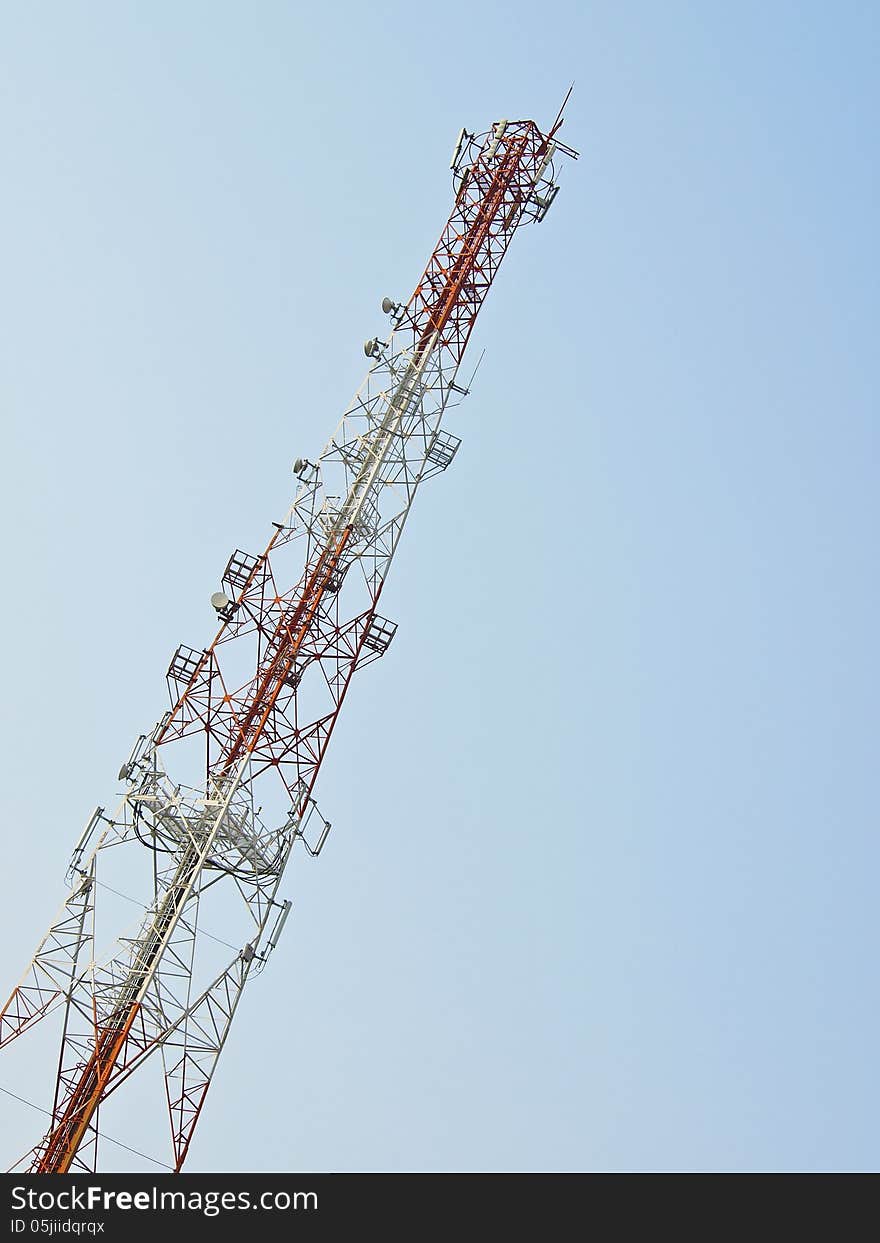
[0,2,877,1171]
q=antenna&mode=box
[1,100,577,1175]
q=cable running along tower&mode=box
[1,101,576,1173]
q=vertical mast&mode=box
[1,106,576,1174]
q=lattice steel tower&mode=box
[1,100,576,1173]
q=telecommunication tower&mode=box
[1,98,576,1173]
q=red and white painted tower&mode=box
[1,99,576,1173]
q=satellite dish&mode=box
[211,591,232,613]
[364,338,378,358]
[293,458,305,475]
[381,297,396,315]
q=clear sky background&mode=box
[0,2,877,1172]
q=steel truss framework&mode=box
[1,103,576,1173]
